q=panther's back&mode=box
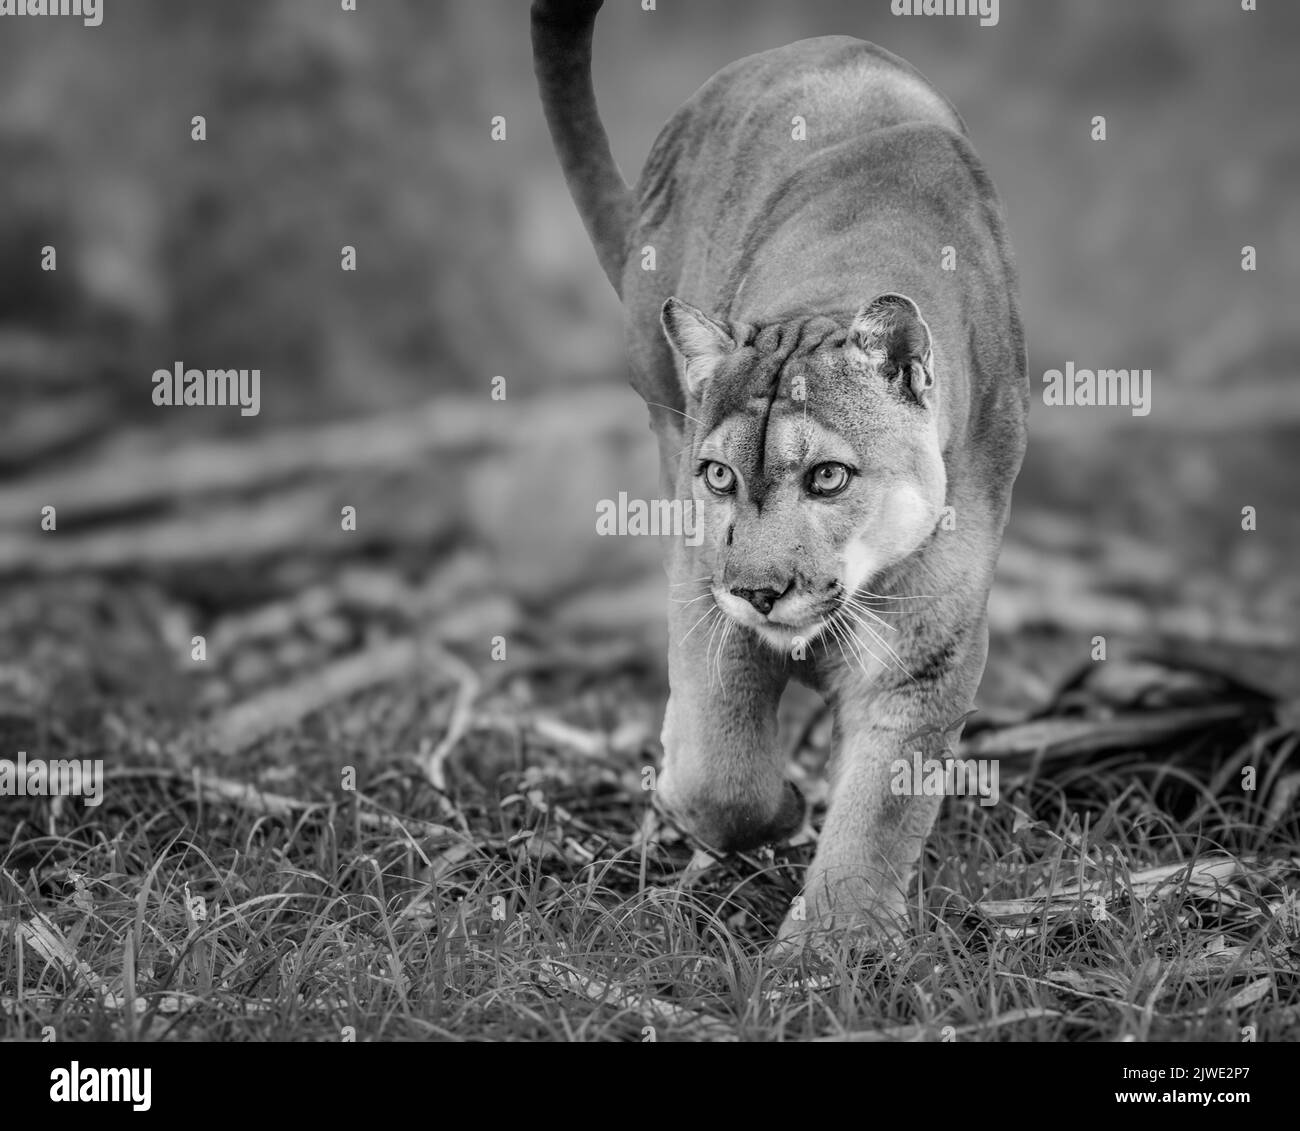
[637,36,967,233]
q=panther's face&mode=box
[663,293,947,656]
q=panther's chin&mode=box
[751,617,828,654]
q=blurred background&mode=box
[0,0,1296,765]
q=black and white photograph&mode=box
[0,0,1297,1084]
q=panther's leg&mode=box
[657,575,802,855]
[778,614,989,943]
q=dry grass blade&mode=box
[976,855,1253,922]
[1217,978,1274,1012]
[818,1007,1063,1042]
[418,646,481,790]
[535,964,738,1041]
[1,912,139,1010]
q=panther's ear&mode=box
[848,292,935,407]
[661,297,738,399]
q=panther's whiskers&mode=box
[645,400,705,428]
[704,609,726,689]
[824,611,855,673]
[855,589,939,602]
[841,594,897,632]
[834,611,882,681]
[840,606,913,681]
[712,616,735,691]
[678,604,719,647]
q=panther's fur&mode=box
[532,0,1028,942]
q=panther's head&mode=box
[662,293,947,656]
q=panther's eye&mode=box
[808,462,852,497]
[702,461,737,495]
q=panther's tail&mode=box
[531,0,633,296]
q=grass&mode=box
[3,662,1298,1043]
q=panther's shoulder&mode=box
[642,35,964,176]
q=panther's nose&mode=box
[729,583,789,616]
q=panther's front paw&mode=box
[772,886,908,958]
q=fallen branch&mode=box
[0,485,458,575]
[964,705,1262,760]
[103,767,465,844]
[0,387,639,529]
[197,637,466,758]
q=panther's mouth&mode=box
[713,586,831,653]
